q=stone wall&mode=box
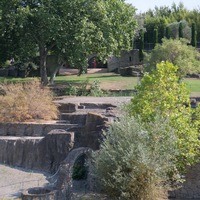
[107,49,140,72]
[0,122,76,137]
[0,111,109,172]
[0,130,74,173]
[169,163,200,199]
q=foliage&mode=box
[165,26,170,39]
[138,29,144,61]
[143,3,200,43]
[66,79,104,97]
[144,16,168,43]
[94,114,179,200]
[89,80,104,97]
[191,23,197,47]
[0,0,137,85]
[168,20,191,40]
[144,38,200,78]
[0,80,58,122]
[153,28,158,47]
[179,22,183,38]
[129,61,200,173]
[186,8,200,42]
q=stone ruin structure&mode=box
[0,96,200,199]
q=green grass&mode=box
[185,78,200,91]
[54,73,140,90]
[0,76,36,83]
[0,73,200,96]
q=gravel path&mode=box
[0,164,50,199]
[54,96,132,106]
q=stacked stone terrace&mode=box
[0,97,130,173]
[1,96,200,199]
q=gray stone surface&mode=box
[0,122,78,136]
[0,164,50,199]
[0,130,74,173]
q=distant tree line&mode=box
[135,2,200,50]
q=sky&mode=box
[125,0,200,13]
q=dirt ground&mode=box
[0,164,108,200]
[0,164,50,199]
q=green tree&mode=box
[186,8,200,42]
[0,0,136,85]
[130,61,200,173]
[191,22,197,47]
[179,22,184,38]
[144,38,200,78]
[168,20,191,40]
[165,26,170,39]
[153,28,158,47]
[139,29,144,61]
[94,115,178,200]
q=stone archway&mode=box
[55,147,93,200]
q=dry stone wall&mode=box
[0,130,74,173]
[0,122,76,137]
[107,49,140,72]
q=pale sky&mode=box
[125,0,200,13]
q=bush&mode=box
[144,38,200,78]
[0,80,58,122]
[89,80,104,97]
[93,115,179,200]
[130,61,200,173]
[65,79,104,97]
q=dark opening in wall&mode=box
[72,154,88,180]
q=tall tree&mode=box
[139,29,144,61]
[179,22,184,38]
[153,28,158,47]
[191,22,197,47]
[165,26,170,39]
[0,0,137,85]
[130,61,200,174]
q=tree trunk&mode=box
[49,63,64,85]
[39,47,49,85]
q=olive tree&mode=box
[94,115,178,200]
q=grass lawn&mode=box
[0,73,200,96]
[184,78,200,97]
[54,73,141,90]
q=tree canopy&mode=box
[0,0,137,84]
[129,61,200,173]
[144,38,200,78]
[139,2,200,44]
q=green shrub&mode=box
[89,80,104,97]
[0,80,58,122]
[130,61,200,173]
[65,79,104,97]
[94,115,179,200]
[144,38,200,78]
